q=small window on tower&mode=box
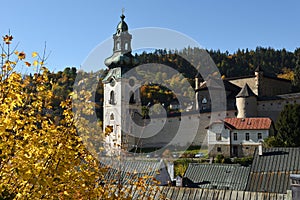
[110,91,115,105]
[129,92,135,104]
[116,42,120,50]
[125,42,128,50]
[110,113,114,120]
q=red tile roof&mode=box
[224,118,272,130]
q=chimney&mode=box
[290,174,300,200]
[258,140,263,156]
[166,161,174,181]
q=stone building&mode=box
[207,117,273,157]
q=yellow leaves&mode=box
[32,51,38,58]
[105,125,113,136]
[18,51,26,60]
[1,53,6,58]
[33,60,38,66]
[2,34,13,44]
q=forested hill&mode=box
[135,47,300,80]
[46,46,300,119]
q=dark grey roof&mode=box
[236,83,256,98]
[255,65,263,72]
[246,147,300,193]
[110,185,288,200]
[183,163,250,190]
[117,14,128,32]
[101,159,171,186]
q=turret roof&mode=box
[236,83,256,98]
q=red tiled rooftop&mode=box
[224,118,272,130]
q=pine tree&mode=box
[293,54,300,92]
[275,104,300,147]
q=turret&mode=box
[236,83,257,118]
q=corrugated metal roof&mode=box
[247,147,300,193]
[110,185,288,200]
[183,163,250,191]
[100,159,171,186]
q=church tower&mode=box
[102,13,140,155]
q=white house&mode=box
[207,117,273,157]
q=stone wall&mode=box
[258,97,300,122]
[259,77,292,97]
[135,110,236,149]
[208,144,231,157]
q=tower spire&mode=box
[121,8,125,21]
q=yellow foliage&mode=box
[32,51,38,58]
[0,35,160,199]
[277,68,294,81]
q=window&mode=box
[217,147,221,152]
[129,92,135,104]
[110,113,114,120]
[116,42,120,50]
[109,91,115,105]
[125,42,128,50]
[233,146,238,156]
[245,133,250,141]
[216,133,222,141]
[258,132,262,140]
[233,133,237,141]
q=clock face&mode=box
[110,79,115,87]
[129,79,135,87]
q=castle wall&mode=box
[258,77,292,97]
[136,110,236,149]
[257,97,300,122]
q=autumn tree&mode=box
[0,34,159,199]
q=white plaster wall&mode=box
[207,124,230,145]
[230,129,269,145]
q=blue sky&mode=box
[1,0,300,72]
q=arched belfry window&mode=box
[129,91,135,104]
[116,42,120,50]
[202,97,207,104]
[125,42,128,50]
[110,90,115,105]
